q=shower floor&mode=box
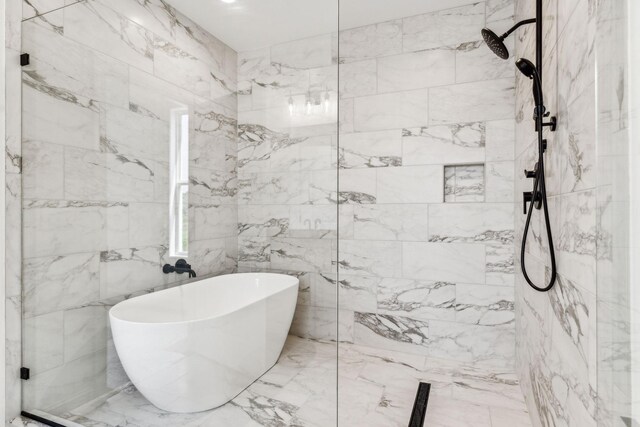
[28,336,531,427]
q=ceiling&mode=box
[165,0,474,52]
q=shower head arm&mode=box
[500,18,536,40]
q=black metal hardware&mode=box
[163,259,197,278]
[20,367,30,380]
[523,191,542,214]
[20,53,29,66]
[542,116,557,131]
[408,382,431,427]
[21,411,66,427]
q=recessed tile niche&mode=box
[443,164,485,202]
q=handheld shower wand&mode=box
[481,0,557,292]
[516,58,557,292]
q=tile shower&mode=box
[2,0,637,426]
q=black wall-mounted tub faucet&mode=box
[163,259,197,278]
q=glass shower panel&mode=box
[19,0,299,422]
[596,0,640,424]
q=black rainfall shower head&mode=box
[515,58,537,79]
[481,28,509,60]
[481,18,536,61]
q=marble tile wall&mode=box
[337,0,516,370]
[236,32,340,341]
[512,0,611,426]
[237,1,518,370]
[18,0,238,415]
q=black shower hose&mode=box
[520,127,557,292]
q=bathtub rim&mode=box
[109,272,299,327]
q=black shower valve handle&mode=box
[523,191,542,214]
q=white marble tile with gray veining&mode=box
[63,1,154,73]
[378,278,456,322]
[486,161,515,202]
[23,201,129,258]
[403,242,485,284]
[339,130,402,169]
[403,123,485,166]
[354,90,428,132]
[430,79,515,125]
[377,165,443,204]
[23,253,101,318]
[339,240,402,278]
[353,204,428,241]
[402,3,485,52]
[338,59,377,99]
[428,203,513,244]
[339,19,402,63]
[377,48,455,92]
[455,284,515,326]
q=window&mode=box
[170,108,189,257]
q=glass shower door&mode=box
[18,1,340,423]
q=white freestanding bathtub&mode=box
[109,273,299,413]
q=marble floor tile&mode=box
[45,336,533,427]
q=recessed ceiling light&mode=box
[221,0,236,3]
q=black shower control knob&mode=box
[524,169,536,178]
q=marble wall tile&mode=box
[403,242,486,283]
[100,105,169,161]
[428,203,514,244]
[551,190,597,294]
[339,240,402,278]
[339,130,402,169]
[486,0,515,26]
[336,168,375,204]
[22,0,65,20]
[152,39,211,99]
[270,238,333,273]
[486,119,515,162]
[22,140,63,200]
[23,201,129,258]
[63,306,108,363]
[63,0,154,73]
[338,59,376,99]
[429,78,515,125]
[22,19,130,109]
[271,34,334,70]
[455,284,515,326]
[353,204,428,241]
[317,273,378,313]
[23,312,64,374]
[339,20,402,63]
[353,312,430,355]
[402,3,485,52]
[428,321,515,367]
[376,165,443,203]
[99,245,167,299]
[486,161,515,202]
[402,122,485,166]
[377,48,455,92]
[23,253,100,318]
[377,279,456,322]
[22,83,100,151]
[353,90,428,132]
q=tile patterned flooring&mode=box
[15,336,532,427]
